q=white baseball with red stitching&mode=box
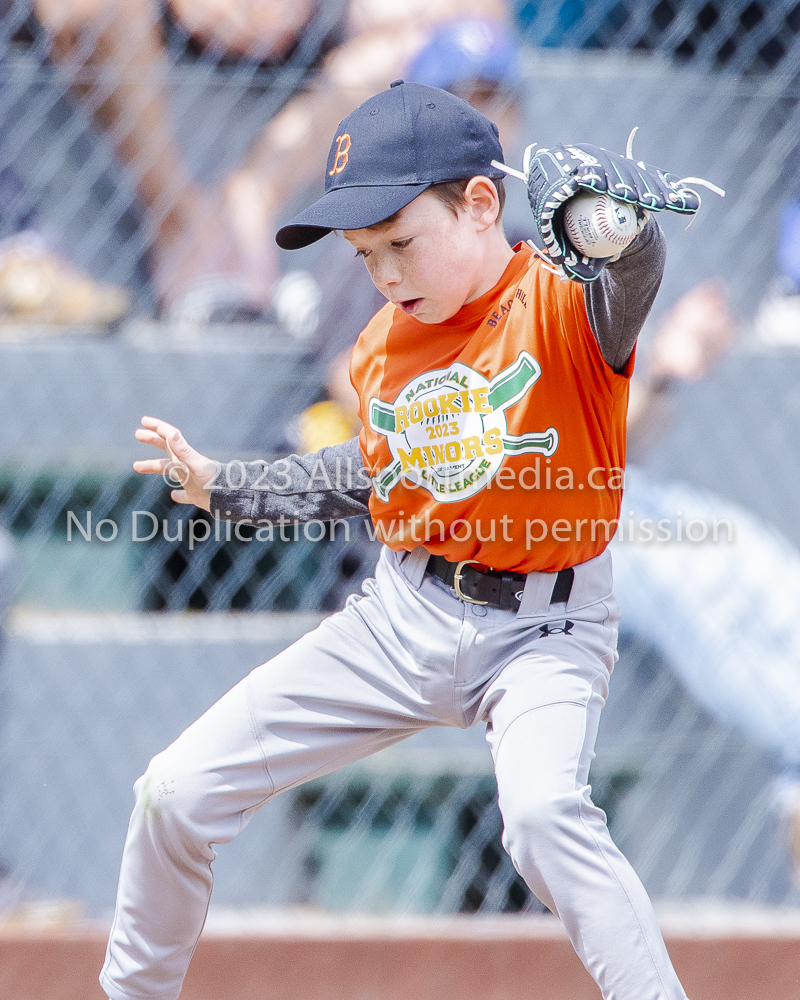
[563,191,638,258]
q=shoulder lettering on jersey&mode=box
[368,353,559,503]
[487,295,519,328]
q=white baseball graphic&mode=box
[564,191,639,258]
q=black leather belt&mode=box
[427,555,574,611]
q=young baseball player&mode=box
[103,81,711,1000]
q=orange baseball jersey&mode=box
[351,242,633,573]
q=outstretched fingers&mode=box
[136,416,196,469]
[136,416,179,454]
[133,457,170,475]
[135,428,168,452]
[133,416,216,512]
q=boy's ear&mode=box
[464,176,500,231]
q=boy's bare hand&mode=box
[133,416,218,511]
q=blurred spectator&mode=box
[0,165,130,330]
[406,16,521,142]
[30,0,510,319]
[0,232,130,329]
[777,198,800,295]
[618,281,800,881]
[292,348,360,454]
[755,198,800,345]
[626,280,734,462]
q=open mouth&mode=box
[398,298,422,314]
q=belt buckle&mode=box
[453,559,489,605]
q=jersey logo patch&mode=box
[368,352,558,502]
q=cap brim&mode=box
[275,183,433,250]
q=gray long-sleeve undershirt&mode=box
[583,216,665,374]
[209,219,665,524]
[209,436,371,524]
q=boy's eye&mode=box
[354,248,370,259]
[390,239,412,249]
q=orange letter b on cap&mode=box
[329,134,351,175]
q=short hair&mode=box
[367,176,506,231]
[428,177,506,220]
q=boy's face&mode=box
[343,189,493,324]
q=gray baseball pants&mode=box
[100,545,687,1000]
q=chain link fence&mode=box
[1,0,800,930]
[0,0,795,323]
[515,0,800,70]
[0,460,378,612]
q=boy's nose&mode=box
[371,256,401,290]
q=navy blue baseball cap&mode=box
[275,80,506,250]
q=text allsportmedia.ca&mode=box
[66,510,735,550]
[200,455,626,494]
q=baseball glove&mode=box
[492,131,724,282]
